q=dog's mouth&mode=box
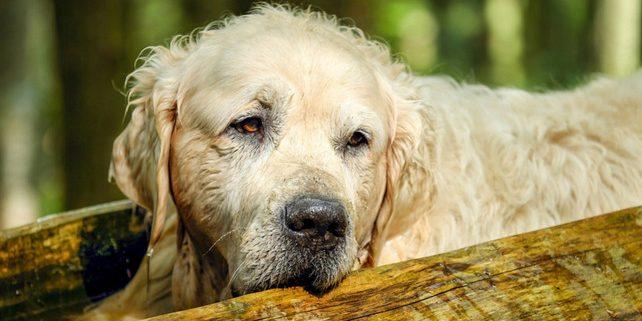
[230,266,342,298]
[229,244,351,298]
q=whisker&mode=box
[224,259,248,295]
[202,228,237,256]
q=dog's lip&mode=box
[232,266,338,296]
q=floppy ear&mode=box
[109,45,182,252]
[367,73,425,265]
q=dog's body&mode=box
[378,74,642,265]
[80,6,642,320]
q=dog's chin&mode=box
[230,252,351,297]
[231,268,343,298]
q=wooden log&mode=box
[1,204,640,320]
[0,200,148,321]
[147,207,642,321]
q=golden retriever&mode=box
[81,5,642,320]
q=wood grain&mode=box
[0,200,148,321]
[1,204,640,320]
[147,207,642,321]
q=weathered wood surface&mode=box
[0,200,148,321]
[148,207,642,321]
[1,204,640,320]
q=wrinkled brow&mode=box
[182,81,292,136]
[338,102,386,150]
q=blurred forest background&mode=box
[0,0,640,228]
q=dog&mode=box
[81,5,642,320]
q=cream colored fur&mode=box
[80,5,642,320]
[377,74,642,264]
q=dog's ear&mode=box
[368,71,425,265]
[110,45,183,251]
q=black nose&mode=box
[283,196,347,249]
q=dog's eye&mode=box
[347,131,368,148]
[233,117,262,134]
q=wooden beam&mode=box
[1,204,640,320]
[147,207,642,321]
[0,200,148,321]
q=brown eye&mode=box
[347,131,368,148]
[234,117,262,134]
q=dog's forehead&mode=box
[221,31,377,88]
[180,27,389,133]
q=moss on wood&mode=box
[0,201,148,321]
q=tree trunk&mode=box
[485,0,525,86]
[595,0,641,76]
[53,1,129,209]
[0,0,61,228]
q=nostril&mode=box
[287,217,316,232]
[328,221,346,237]
[287,220,301,231]
[302,218,315,230]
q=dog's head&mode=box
[110,6,422,302]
